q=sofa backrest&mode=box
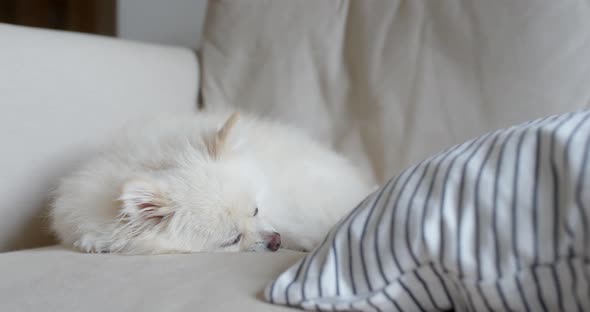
[200,0,590,183]
[0,24,199,251]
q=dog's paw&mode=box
[73,235,105,253]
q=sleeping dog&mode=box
[50,111,375,254]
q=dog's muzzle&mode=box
[265,232,281,252]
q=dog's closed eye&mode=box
[231,234,242,245]
[222,234,242,247]
[253,207,258,217]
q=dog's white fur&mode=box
[50,111,375,254]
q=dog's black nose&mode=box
[266,232,281,252]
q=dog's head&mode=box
[115,113,281,253]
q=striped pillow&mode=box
[265,111,590,311]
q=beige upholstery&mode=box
[0,247,303,312]
[201,0,590,183]
[0,24,199,251]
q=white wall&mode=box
[117,0,207,49]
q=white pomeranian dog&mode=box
[50,111,375,254]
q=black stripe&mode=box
[382,288,403,312]
[373,174,404,283]
[429,263,455,310]
[575,129,590,301]
[531,125,550,312]
[413,269,445,311]
[563,112,590,171]
[572,114,590,297]
[330,302,337,312]
[462,283,478,312]
[510,115,558,311]
[584,262,590,309]
[511,126,529,271]
[367,297,383,312]
[421,144,463,253]
[456,131,495,278]
[438,136,484,270]
[326,195,373,296]
[331,242,340,296]
[562,112,590,246]
[491,127,517,275]
[531,268,549,312]
[575,129,590,259]
[550,265,565,312]
[267,276,276,304]
[511,125,531,311]
[413,145,464,310]
[404,160,433,265]
[546,114,575,312]
[511,116,556,271]
[489,126,519,312]
[532,127,543,265]
[475,284,494,312]
[358,177,398,292]
[567,249,584,312]
[347,206,358,294]
[495,281,513,312]
[416,144,476,311]
[449,277,475,312]
[296,202,363,303]
[389,162,427,273]
[301,231,332,300]
[474,133,500,281]
[283,257,307,306]
[515,274,532,312]
[345,196,376,295]
[398,278,426,312]
[549,113,575,259]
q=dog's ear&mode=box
[206,112,240,159]
[119,179,174,222]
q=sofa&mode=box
[0,23,301,311]
[2,1,590,311]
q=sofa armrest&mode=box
[0,24,200,251]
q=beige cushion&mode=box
[0,247,304,311]
[0,24,199,251]
[200,0,590,183]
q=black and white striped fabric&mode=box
[265,111,590,311]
